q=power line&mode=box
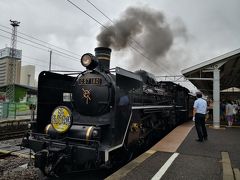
[0,24,81,57]
[0,32,80,62]
[52,51,80,63]
[0,34,49,51]
[23,55,49,64]
[0,36,81,75]
[66,0,108,29]
[0,34,82,72]
[85,0,177,75]
[21,59,48,70]
[22,54,79,71]
[0,28,80,60]
[86,0,113,23]
[85,0,145,51]
[21,57,78,73]
[22,58,78,72]
[22,60,78,73]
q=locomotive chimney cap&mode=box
[95,47,112,71]
[95,47,112,52]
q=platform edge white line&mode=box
[151,152,179,180]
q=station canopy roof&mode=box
[181,48,240,98]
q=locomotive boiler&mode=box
[22,47,191,176]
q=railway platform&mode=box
[106,121,240,180]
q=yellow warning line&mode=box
[233,168,240,180]
[221,152,234,180]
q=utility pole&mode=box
[49,50,52,71]
[6,20,20,103]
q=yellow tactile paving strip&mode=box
[151,121,194,152]
[222,152,234,180]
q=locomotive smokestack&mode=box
[95,47,112,71]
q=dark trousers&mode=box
[195,113,208,140]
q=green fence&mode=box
[0,102,36,119]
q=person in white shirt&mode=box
[193,92,208,142]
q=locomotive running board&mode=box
[132,105,174,109]
[131,105,184,109]
[104,112,133,162]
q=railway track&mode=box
[0,142,40,180]
[0,143,108,179]
[0,130,26,141]
[0,119,29,141]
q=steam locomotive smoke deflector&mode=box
[104,111,132,162]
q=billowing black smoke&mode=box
[97,6,173,59]
[97,6,189,74]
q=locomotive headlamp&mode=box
[81,53,98,70]
[81,54,92,66]
[51,106,72,133]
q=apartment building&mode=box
[0,47,22,86]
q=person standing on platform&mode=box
[225,100,234,127]
[220,101,226,121]
[232,101,238,122]
[193,92,208,142]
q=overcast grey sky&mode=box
[0,0,239,90]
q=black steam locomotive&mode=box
[22,47,191,176]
